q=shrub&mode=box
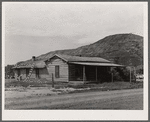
[112,67,135,82]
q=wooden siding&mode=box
[46,56,68,82]
[39,68,50,79]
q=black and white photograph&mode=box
[2,2,148,121]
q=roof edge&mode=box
[44,54,68,62]
[69,62,124,67]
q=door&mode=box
[36,68,39,78]
[55,66,59,78]
[26,69,29,77]
[18,69,20,76]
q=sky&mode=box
[3,2,145,65]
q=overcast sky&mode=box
[3,2,145,65]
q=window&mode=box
[55,66,59,78]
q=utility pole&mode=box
[130,67,132,83]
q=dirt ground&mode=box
[5,80,143,99]
[5,86,90,99]
[5,80,143,110]
[5,88,143,110]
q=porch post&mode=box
[83,65,86,83]
[111,72,113,82]
[111,67,113,82]
[96,66,97,82]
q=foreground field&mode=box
[5,88,143,110]
[5,81,143,99]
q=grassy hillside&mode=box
[35,33,143,67]
[18,33,143,68]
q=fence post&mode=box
[9,76,12,82]
[130,67,132,83]
[52,73,54,88]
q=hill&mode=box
[19,33,143,67]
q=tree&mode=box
[111,67,130,82]
[5,65,14,78]
[114,57,120,64]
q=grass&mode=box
[66,81,143,94]
[69,81,143,89]
[5,79,68,88]
[5,79,143,93]
[39,93,143,110]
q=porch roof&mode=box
[69,62,124,67]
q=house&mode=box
[136,74,144,82]
[13,54,122,82]
[13,56,49,80]
[44,54,122,83]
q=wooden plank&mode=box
[46,56,69,82]
[96,66,97,82]
[83,66,86,82]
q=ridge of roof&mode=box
[45,54,111,63]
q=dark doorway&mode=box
[85,66,96,81]
[18,69,20,76]
[26,69,29,77]
[36,68,39,78]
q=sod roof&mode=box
[13,59,46,69]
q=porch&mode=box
[68,62,123,83]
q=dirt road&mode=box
[5,88,143,110]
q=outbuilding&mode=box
[13,57,49,80]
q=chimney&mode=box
[32,56,36,61]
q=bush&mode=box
[112,67,135,82]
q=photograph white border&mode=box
[2,2,148,120]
